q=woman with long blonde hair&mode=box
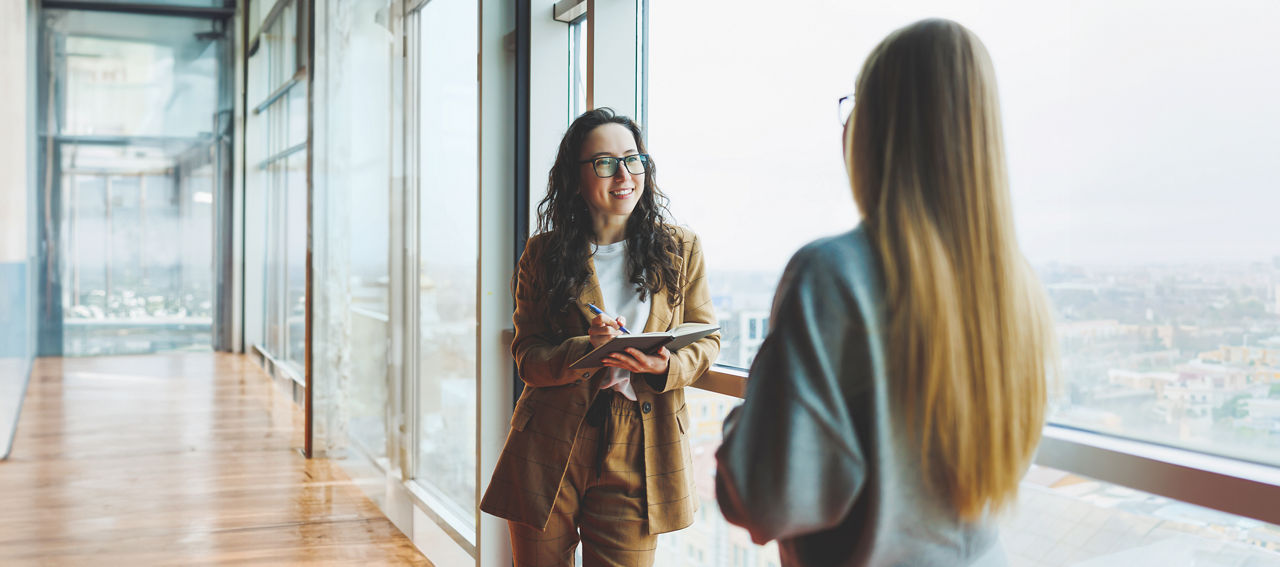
[716,19,1056,566]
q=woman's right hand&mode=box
[587,315,626,349]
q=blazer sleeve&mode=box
[714,243,868,544]
[647,232,721,393]
[510,240,595,388]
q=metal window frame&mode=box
[252,70,304,114]
[41,0,234,19]
[513,0,530,409]
[552,0,585,24]
[255,141,305,170]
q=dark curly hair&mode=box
[532,108,683,328]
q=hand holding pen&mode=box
[587,303,631,334]
[586,303,629,349]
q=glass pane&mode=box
[180,164,215,320]
[1005,466,1280,564]
[57,13,219,138]
[49,10,221,355]
[648,3,856,370]
[287,83,307,148]
[414,0,479,526]
[322,0,394,462]
[264,3,297,89]
[656,389,781,566]
[569,18,587,122]
[264,160,285,355]
[650,3,1280,462]
[285,151,307,370]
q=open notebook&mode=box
[569,323,720,369]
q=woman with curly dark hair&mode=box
[481,108,720,566]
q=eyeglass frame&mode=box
[578,153,651,178]
[838,92,856,126]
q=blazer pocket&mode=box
[511,405,535,432]
[675,406,688,435]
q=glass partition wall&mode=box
[38,8,230,356]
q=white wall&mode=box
[0,0,36,460]
[0,0,29,265]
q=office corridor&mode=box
[0,353,429,566]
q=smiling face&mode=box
[578,123,646,223]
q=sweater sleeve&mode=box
[715,243,868,544]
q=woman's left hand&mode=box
[602,347,671,375]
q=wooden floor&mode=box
[0,353,430,566]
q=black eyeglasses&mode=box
[580,154,650,178]
[838,93,856,126]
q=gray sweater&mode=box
[715,227,1007,567]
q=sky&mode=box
[647,0,1280,272]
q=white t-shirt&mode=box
[591,240,650,401]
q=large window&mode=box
[247,0,308,374]
[410,0,480,537]
[652,0,1280,460]
[314,0,395,464]
[649,0,1280,562]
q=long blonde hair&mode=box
[845,19,1057,520]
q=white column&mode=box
[477,0,516,564]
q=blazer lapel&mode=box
[645,241,683,333]
[644,286,671,333]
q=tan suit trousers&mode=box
[508,393,657,567]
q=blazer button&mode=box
[581,372,589,378]
[642,402,652,414]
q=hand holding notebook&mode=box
[570,323,720,369]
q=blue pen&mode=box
[586,303,631,334]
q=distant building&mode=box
[1198,345,1280,366]
[1155,361,1258,420]
[737,311,769,366]
[1242,398,1280,433]
[1196,345,1280,385]
[1108,369,1178,396]
[1248,524,1280,552]
[1057,319,1122,342]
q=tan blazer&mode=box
[480,226,720,535]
